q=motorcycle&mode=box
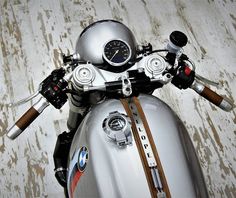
[6,20,233,198]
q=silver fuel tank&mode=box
[67,94,208,198]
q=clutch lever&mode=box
[8,68,73,108]
[8,89,40,107]
[6,68,70,140]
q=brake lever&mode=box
[195,74,219,87]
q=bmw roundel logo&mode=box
[77,146,89,172]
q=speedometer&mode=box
[103,39,131,66]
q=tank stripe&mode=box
[70,167,83,198]
[68,146,88,198]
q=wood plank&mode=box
[0,0,235,197]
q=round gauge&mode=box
[103,39,131,66]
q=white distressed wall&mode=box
[0,0,235,197]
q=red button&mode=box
[53,86,59,91]
[184,66,191,76]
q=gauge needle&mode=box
[110,50,119,60]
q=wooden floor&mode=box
[0,0,235,197]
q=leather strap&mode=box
[120,97,170,198]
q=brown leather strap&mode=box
[133,97,171,197]
[120,97,171,198]
[121,98,156,197]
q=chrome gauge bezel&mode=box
[103,39,132,67]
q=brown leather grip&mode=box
[200,86,223,106]
[15,107,40,131]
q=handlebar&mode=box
[7,97,49,140]
[6,48,234,140]
[191,80,233,111]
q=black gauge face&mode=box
[103,40,131,66]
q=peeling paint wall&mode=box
[0,0,235,197]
